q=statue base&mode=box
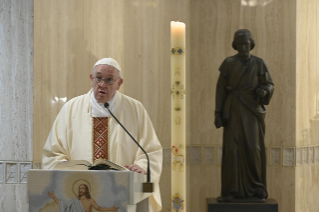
[207,198,278,212]
[217,196,266,203]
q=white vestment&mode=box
[42,89,163,211]
[59,198,85,212]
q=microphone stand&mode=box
[104,103,153,192]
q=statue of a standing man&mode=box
[214,29,274,202]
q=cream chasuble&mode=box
[42,89,163,212]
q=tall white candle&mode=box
[171,21,186,212]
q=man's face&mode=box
[90,64,123,103]
[235,35,251,57]
[79,185,87,196]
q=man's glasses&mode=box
[93,76,119,85]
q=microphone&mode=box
[104,102,153,193]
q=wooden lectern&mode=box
[28,170,151,212]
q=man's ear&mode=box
[117,78,124,90]
[90,73,93,80]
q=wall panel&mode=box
[34,1,190,211]
[0,1,33,211]
[188,0,296,211]
[33,1,319,212]
[295,0,319,211]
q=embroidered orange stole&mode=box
[93,117,109,161]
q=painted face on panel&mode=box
[79,184,87,196]
[235,35,251,58]
[90,64,123,103]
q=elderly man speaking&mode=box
[42,58,163,212]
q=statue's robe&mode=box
[42,89,163,211]
[215,55,274,198]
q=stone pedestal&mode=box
[207,198,278,212]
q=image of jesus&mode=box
[48,184,119,212]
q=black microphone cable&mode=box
[104,102,153,192]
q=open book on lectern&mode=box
[52,159,130,171]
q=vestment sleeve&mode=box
[132,103,163,211]
[42,104,71,169]
[133,103,163,182]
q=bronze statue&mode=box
[215,29,274,202]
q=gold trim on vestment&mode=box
[108,116,111,161]
[92,117,94,162]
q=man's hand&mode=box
[124,164,146,174]
[256,87,267,97]
[214,113,223,129]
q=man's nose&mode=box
[98,80,108,86]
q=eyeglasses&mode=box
[93,76,119,85]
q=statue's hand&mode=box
[256,87,267,97]
[214,113,223,129]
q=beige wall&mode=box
[34,0,319,212]
[34,1,190,211]
[296,0,319,146]
[34,0,190,157]
[188,0,296,211]
[296,0,319,212]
